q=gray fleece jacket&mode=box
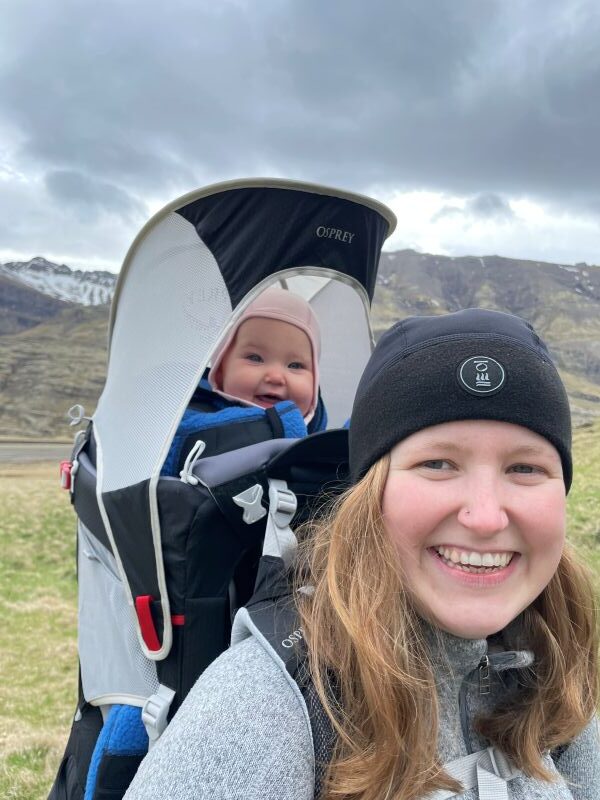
[124,612,600,800]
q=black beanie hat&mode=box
[349,309,572,490]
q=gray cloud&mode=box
[431,205,463,223]
[45,170,147,221]
[0,176,136,267]
[1,0,600,266]
[432,193,515,224]
[467,194,514,221]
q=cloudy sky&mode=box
[1,0,599,271]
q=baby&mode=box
[208,287,321,423]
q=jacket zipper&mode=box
[458,651,520,753]
[479,655,491,695]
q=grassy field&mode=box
[0,462,78,799]
[568,422,600,581]
[1,424,599,799]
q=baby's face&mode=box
[217,317,314,415]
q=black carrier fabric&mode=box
[48,703,103,800]
[71,427,293,707]
[50,426,349,800]
[176,187,388,307]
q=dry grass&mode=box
[0,462,78,800]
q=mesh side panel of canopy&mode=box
[267,274,371,426]
[95,212,231,492]
[78,521,158,702]
[309,280,371,426]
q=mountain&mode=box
[371,251,600,425]
[1,251,599,438]
[373,251,600,326]
[0,272,72,335]
[1,257,116,307]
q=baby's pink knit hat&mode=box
[208,287,321,421]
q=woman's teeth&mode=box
[434,546,514,573]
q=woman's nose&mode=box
[457,483,509,535]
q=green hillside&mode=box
[0,305,109,439]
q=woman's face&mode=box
[382,420,566,639]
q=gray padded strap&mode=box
[192,438,295,486]
[425,746,521,799]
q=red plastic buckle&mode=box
[60,460,72,490]
[135,595,161,652]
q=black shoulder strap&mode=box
[245,556,305,675]
[299,672,336,800]
[245,557,336,800]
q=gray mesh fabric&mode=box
[95,212,231,493]
[78,521,159,703]
[308,279,371,426]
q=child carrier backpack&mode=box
[48,178,396,800]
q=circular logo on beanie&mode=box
[457,356,506,395]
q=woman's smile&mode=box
[434,545,515,569]
[428,545,521,587]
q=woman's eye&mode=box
[420,459,453,470]
[509,463,542,475]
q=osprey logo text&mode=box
[282,628,304,648]
[458,356,506,396]
[316,226,355,243]
[232,484,267,524]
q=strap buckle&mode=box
[262,479,298,568]
[141,684,176,746]
[268,480,298,527]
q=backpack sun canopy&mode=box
[93,177,396,658]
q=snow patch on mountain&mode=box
[1,256,116,306]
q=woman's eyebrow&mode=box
[403,441,555,458]
[508,444,556,458]
[408,440,463,453]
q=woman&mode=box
[125,308,599,800]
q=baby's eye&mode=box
[245,353,263,363]
[420,459,454,470]
[288,361,305,370]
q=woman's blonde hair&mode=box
[296,455,599,800]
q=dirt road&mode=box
[0,441,72,464]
